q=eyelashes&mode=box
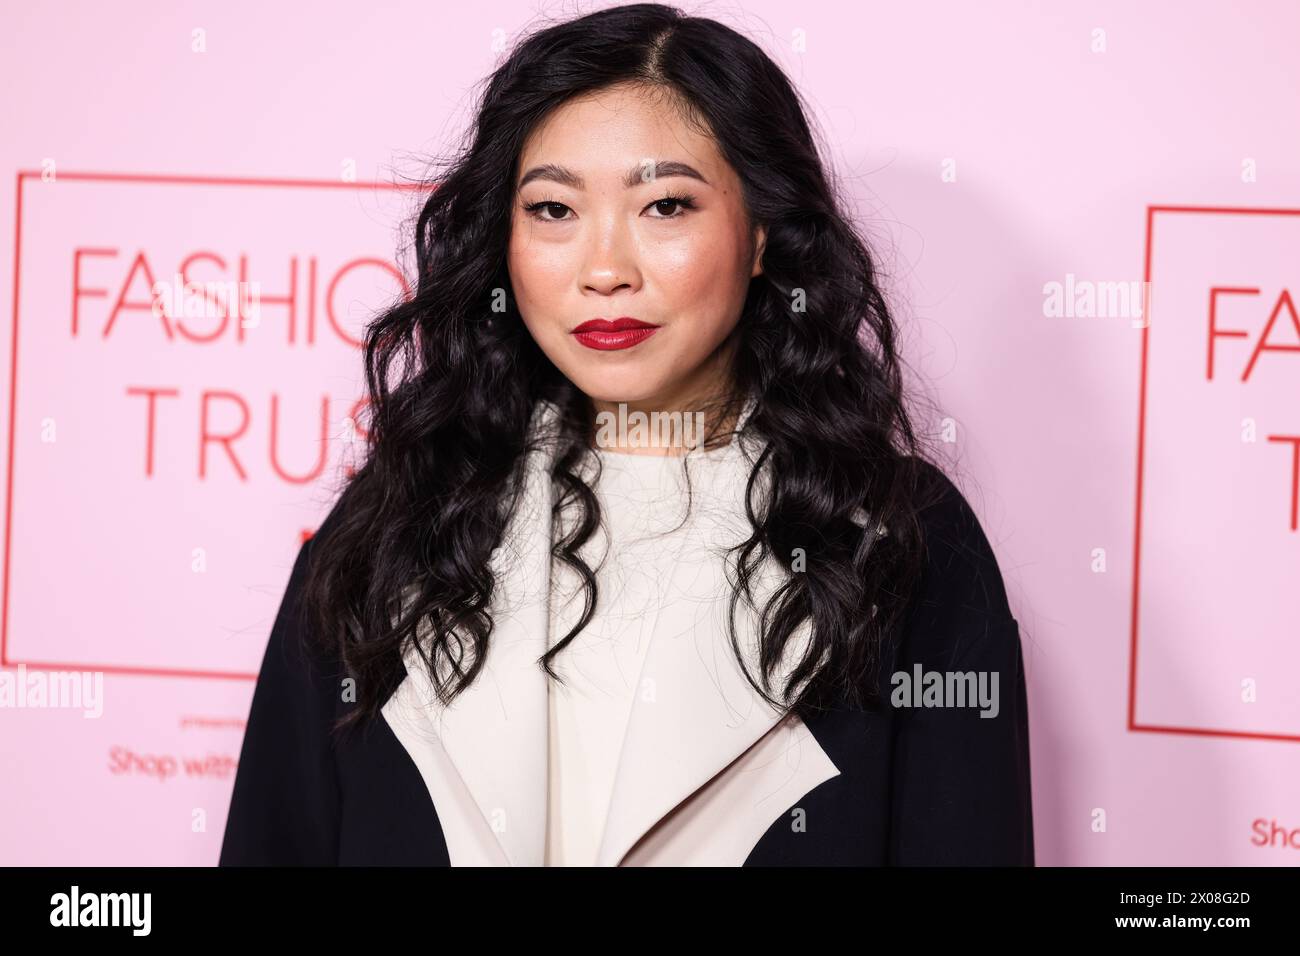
[520,193,697,223]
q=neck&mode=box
[588,389,745,457]
[586,335,748,456]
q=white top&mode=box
[544,440,747,866]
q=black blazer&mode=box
[219,459,1033,866]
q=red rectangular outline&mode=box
[1129,204,1300,743]
[4,170,425,681]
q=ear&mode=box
[750,224,767,278]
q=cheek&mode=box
[649,226,750,336]
[507,228,572,319]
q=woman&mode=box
[219,3,1033,867]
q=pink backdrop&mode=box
[2,0,1298,865]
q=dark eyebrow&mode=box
[516,160,710,191]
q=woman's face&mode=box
[507,82,765,413]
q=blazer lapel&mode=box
[381,400,563,867]
[593,440,827,866]
[380,397,834,867]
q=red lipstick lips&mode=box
[571,317,660,351]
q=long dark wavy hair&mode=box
[301,2,948,736]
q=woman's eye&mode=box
[523,196,694,222]
[646,197,693,218]
[526,201,573,222]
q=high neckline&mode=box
[584,391,759,466]
[594,440,737,468]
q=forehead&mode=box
[516,83,726,182]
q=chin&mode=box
[567,368,668,405]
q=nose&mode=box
[580,216,641,297]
